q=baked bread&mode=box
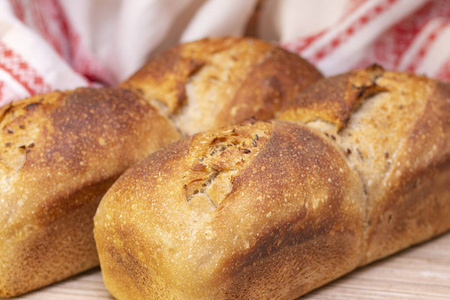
[94,120,366,299]
[94,67,450,299]
[121,36,323,136]
[0,37,322,297]
[0,88,180,297]
[278,66,450,264]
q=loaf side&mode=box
[0,88,180,297]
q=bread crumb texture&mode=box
[94,120,365,299]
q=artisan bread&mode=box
[94,67,450,299]
[121,36,323,136]
[0,88,180,297]
[278,65,450,264]
[94,120,366,300]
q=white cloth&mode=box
[1,0,449,107]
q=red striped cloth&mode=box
[0,0,449,107]
[280,0,450,80]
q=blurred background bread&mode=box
[121,36,323,136]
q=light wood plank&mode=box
[10,232,450,299]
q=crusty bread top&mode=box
[278,67,450,262]
[276,65,386,129]
[121,37,323,136]
[280,66,450,185]
[0,87,179,259]
[94,120,365,299]
[278,66,449,195]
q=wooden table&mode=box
[14,232,450,299]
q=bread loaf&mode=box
[121,36,323,136]
[278,66,450,264]
[0,88,180,297]
[94,120,366,299]
[0,37,322,297]
[94,67,450,299]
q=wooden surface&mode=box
[12,232,450,300]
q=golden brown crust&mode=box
[277,64,386,130]
[0,88,180,297]
[121,37,323,136]
[363,80,450,263]
[278,68,450,264]
[94,120,365,299]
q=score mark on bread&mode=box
[183,121,272,214]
